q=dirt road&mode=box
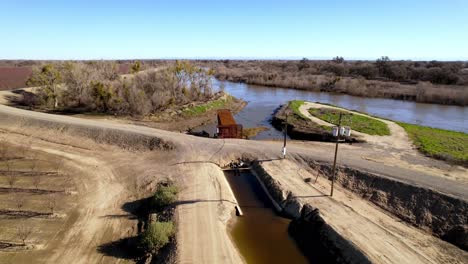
[176,163,243,263]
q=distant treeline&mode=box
[194,58,468,106]
[2,58,468,105]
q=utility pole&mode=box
[330,112,343,197]
[282,113,288,159]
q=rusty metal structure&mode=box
[217,109,243,138]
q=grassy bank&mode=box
[288,100,308,120]
[182,94,234,116]
[397,122,468,166]
[308,108,391,136]
[272,102,354,142]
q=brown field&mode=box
[0,64,131,91]
[0,141,76,255]
[0,67,33,90]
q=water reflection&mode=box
[195,81,468,139]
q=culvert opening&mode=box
[224,168,336,264]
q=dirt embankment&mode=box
[251,159,468,263]
[306,160,468,250]
[134,93,246,133]
[251,161,371,263]
[0,109,174,151]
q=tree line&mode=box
[25,61,215,115]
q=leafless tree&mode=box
[29,152,38,172]
[32,174,41,190]
[17,222,33,245]
[7,166,17,189]
[21,138,32,157]
[53,159,63,174]
[16,194,27,211]
[0,140,8,161]
[47,194,57,215]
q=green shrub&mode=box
[152,181,178,210]
[139,221,175,253]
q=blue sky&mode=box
[1,0,467,60]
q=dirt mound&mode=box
[0,111,175,151]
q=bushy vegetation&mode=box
[308,108,391,136]
[196,59,468,105]
[139,221,175,253]
[398,122,468,166]
[152,180,178,210]
[25,60,216,115]
[136,180,178,256]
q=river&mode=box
[195,81,468,139]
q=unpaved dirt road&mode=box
[0,94,467,263]
[176,163,243,263]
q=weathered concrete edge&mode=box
[251,160,372,264]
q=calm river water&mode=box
[195,81,467,139]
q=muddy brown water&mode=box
[224,170,309,264]
[194,81,468,139]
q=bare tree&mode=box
[30,159,37,173]
[53,159,63,174]
[16,194,27,211]
[47,194,57,215]
[29,152,37,172]
[0,140,8,161]
[32,174,41,190]
[7,165,17,189]
[17,222,33,245]
[21,138,32,157]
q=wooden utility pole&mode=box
[330,112,343,197]
[282,114,288,159]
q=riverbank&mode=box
[0,88,246,133]
[198,60,468,106]
[128,92,246,132]
[273,100,468,167]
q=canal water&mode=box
[194,81,468,139]
[225,170,308,264]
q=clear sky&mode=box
[1,0,467,60]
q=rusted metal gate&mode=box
[217,109,243,138]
